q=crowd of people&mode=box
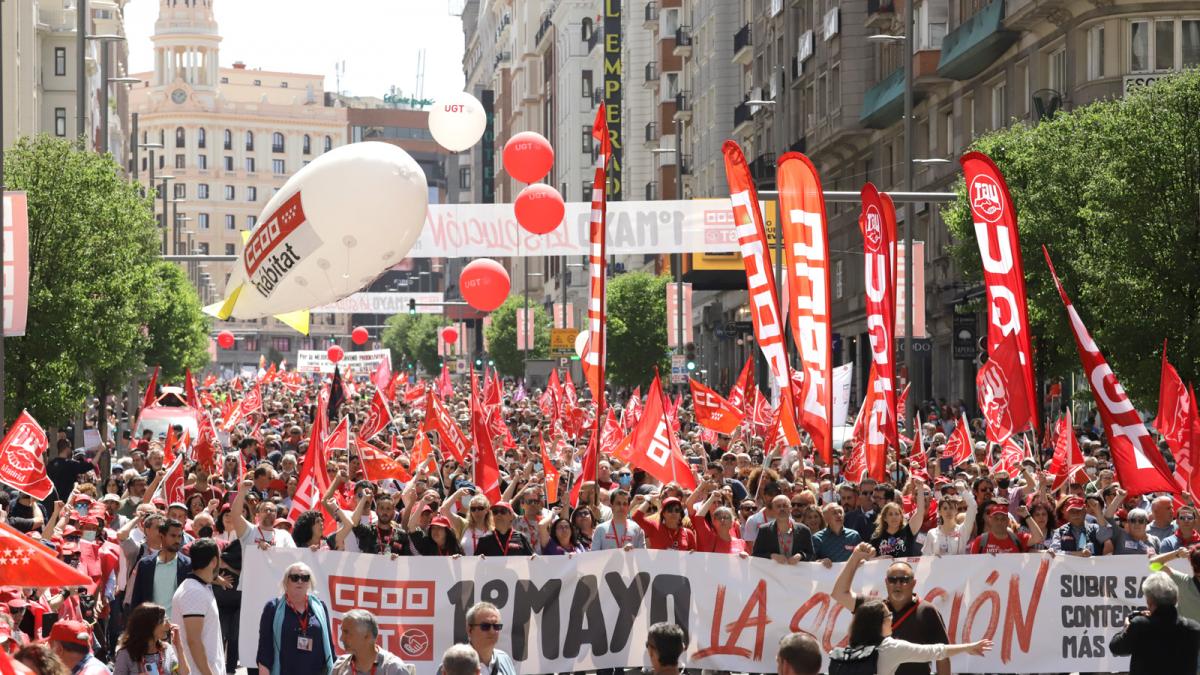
[0,367,1195,674]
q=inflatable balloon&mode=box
[217,330,235,350]
[204,142,428,324]
[327,345,344,363]
[351,327,369,345]
[459,259,510,313]
[574,330,590,358]
[503,131,554,184]
[441,326,459,344]
[514,184,565,235]
[428,92,486,152]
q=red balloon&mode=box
[217,330,235,350]
[514,184,565,235]
[327,345,344,363]
[502,131,554,184]
[459,259,510,312]
[351,327,369,345]
[441,326,459,343]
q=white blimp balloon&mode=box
[574,330,590,358]
[205,142,428,328]
[428,91,486,152]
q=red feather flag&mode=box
[627,372,697,490]
[859,183,899,477]
[289,387,335,535]
[581,104,610,411]
[688,378,744,435]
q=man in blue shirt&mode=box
[813,503,863,563]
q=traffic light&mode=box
[475,358,483,367]
[408,298,417,315]
[685,342,697,371]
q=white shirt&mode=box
[741,509,770,545]
[171,577,224,675]
[876,636,948,675]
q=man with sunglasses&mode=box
[465,602,516,675]
[475,502,534,557]
[752,495,815,563]
[832,542,952,675]
[1158,504,1200,553]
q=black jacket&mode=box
[127,552,192,611]
[751,520,815,561]
[475,529,533,557]
[1109,605,1200,675]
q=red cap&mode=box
[430,515,453,530]
[1064,496,1086,511]
[491,501,513,513]
[985,503,1009,517]
[661,497,683,510]
[274,518,294,530]
[48,619,91,648]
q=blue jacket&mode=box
[127,552,192,611]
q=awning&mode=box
[859,67,906,129]
[937,0,1018,80]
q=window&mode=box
[272,132,285,153]
[459,167,471,189]
[159,155,164,170]
[1186,20,1200,67]
[223,129,232,150]
[272,337,291,353]
[829,63,840,115]
[245,157,256,172]
[253,79,262,86]
[173,183,186,199]
[964,95,975,140]
[224,185,235,200]
[175,127,186,148]
[582,69,593,97]
[223,156,233,171]
[247,186,257,201]
[197,242,209,254]
[175,154,186,169]
[302,134,311,155]
[221,76,229,84]
[324,136,332,152]
[247,215,258,228]
[198,184,209,199]
[54,108,66,137]
[198,213,210,229]
[159,129,165,146]
[225,214,236,230]
[1130,18,1200,73]
[833,259,843,299]
[198,128,207,148]
[1048,47,1066,93]
[581,18,593,41]
[1017,60,1030,115]
[991,81,1006,128]
[197,154,208,170]
[245,131,254,151]
[580,125,593,153]
[272,159,286,174]
[943,109,954,154]
[54,48,66,76]
[1156,19,1175,71]
[225,243,236,255]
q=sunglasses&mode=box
[885,576,913,584]
[490,509,511,515]
[1128,518,1148,524]
[791,502,805,507]
[1181,515,1197,521]
[470,506,488,512]
[471,622,504,632]
[288,574,311,583]
[524,499,544,505]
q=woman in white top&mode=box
[459,494,493,556]
[923,480,977,556]
[840,599,991,675]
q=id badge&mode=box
[297,636,313,652]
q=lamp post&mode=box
[85,34,125,155]
[651,119,688,388]
[156,176,176,254]
[137,142,162,198]
[170,198,186,255]
[76,0,86,144]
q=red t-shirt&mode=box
[968,530,1031,554]
[632,511,697,551]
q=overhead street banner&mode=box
[295,348,391,374]
[240,548,1159,674]
[412,200,760,258]
[311,292,445,315]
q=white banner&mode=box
[295,349,392,374]
[833,362,853,427]
[412,199,746,258]
[311,292,445,315]
[240,548,1162,674]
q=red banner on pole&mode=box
[859,183,898,481]
[688,378,744,435]
[0,411,51,500]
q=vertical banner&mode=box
[603,0,623,200]
[776,153,833,464]
[480,89,495,204]
[3,192,29,337]
[665,282,693,348]
[482,316,492,352]
[516,308,535,351]
[895,242,926,338]
[960,152,1037,433]
[552,302,575,329]
[859,183,898,481]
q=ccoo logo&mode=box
[970,175,1005,224]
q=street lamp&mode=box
[156,176,176,254]
[86,34,126,155]
[649,116,689,381]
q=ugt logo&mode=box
[970,175,1005,223]
[863,205,882,252]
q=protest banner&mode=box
[239,548,1161,674]
[296,349,391,374]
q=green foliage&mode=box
[606,271,670,387]
[143,261,211,381]
[485,297,550,377]
[943,70,1200,407]
[381,313,442,375]
[3,135,208,426]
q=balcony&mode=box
[937,0,1017,80]
[645,121,659,144]
[674,26,693,57]
[644,61,659,88]
[733,24,752,65]
[534,14,553,52]
[733,100,754,134]
[866,0,896,30]
[673,91,692,121]
[749,153,776,187]
[492,50,511,70]
[789,137,807,154]
[859,66,922,128]
[592,87,604,106]
[644,1,658,27]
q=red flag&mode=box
[162,425,177,467]
[0,411,53,500]
[908,413,930,481]
[193,412,220,474]
[1044,248,1178,496]
[261,362,277,383]
[777,152,834,464]
[581,104,610,411]
[409,430,436,474]
[994,437,1025,476]
[1159,344,1200,496]
[977,331,1033,444]
[1187,385,1200,500]
[627,373,698,490]
[325,417,350,455]
[385,373,403,402]
[727,356,754,414]
[437,364,453,399]
[859,183,900,468]
[856,362,889,482]
[622,387,642,430]
[961,152,1038,435]
[203,374,217,388]
[359,388,392,441]
[357,443,412,483]
[0,521,93,587]
[423,390,468,463]
[289,388,334,534]
[562,368,579,413]
[723,141,802,446]
[372,358,392,393]
[942,411,974,468]
[539,432,560,504]
[896,384,910,431]
[1048,410,1087,491]
[471,394,502,502]
[140,366,160,414]
[844,402,869,483]
[231,376,244,393]
[688,378,744,435]
[154,454,186,505]
[570,434,600,507]
[239,381,263,416]
[599,408,622,456]
[750,388,772,437]
[485,369,502,409]
[183,368,201,409]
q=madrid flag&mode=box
[688,378,744,435]
[0,411,52,500]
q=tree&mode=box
[142,261,211,381]
[380,313,441,375]
[606,271,669,387]
[484,297,550,377]
[4,136,166,428]
[943,70,1200,407]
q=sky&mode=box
[123,0,466,102]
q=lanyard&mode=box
[497,529,514,556]
[890,598,921,632]
[667,526,684,550]
[609,521,629,547]
[256,527,272,545]
[140,651,163,674]
[288,599,310,634]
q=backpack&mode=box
[828,644,880,675]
